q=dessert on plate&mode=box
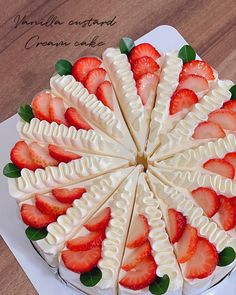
[3,35,236,295]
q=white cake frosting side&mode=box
[9,156,129,201]
[151,79,234,161]
[17,118,135,161]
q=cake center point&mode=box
[136,152,148,171]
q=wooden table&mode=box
[0,0,235,294]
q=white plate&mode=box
[0,25,235,295]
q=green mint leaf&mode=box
[149,275,170,295]
[229,85,236,99]
[218,247,236,266]
[25,227,48,241]
[18,104,34,123]
[178,45,196,64]
[55,59,72,76]
[80,267,102,287]
[3,163,21,178]
[119,37,135,56]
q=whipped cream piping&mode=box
[151,79,234,161]
[17,118,134,161]
[146,51,183,155]
[9,156,129,201]
[147,171,236,252]
[157,133,236,170]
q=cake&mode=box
[3,37,236,295]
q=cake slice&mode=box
[150,80,234,161]
[147,172,236,294]
[58,165,142,294]
[118,173,183,295]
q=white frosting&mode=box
[9,156,129,201]
[17,118,135,162]
[151,79,234,161]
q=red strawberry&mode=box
[136,73,159,105]
[177,74,209,93]
[179,60,215,81]
[222,100,236,112]
[119,256,157,290]
[71,57,102,83]
[176,224,198,263]
[31,91,52,122]
[84,68,106,94]
[49,97,69,126]
[52,187,86,204]
[66,230,105,251]
[122,241,152,271]
[65,107,92,130]
[96,80,114,110]
[208,109,236,131]
[129,43,161,65]
[230,197,236,213]
[224,152,236,171]
[61,247,101,273]
[203,158,235,179]
[169,89,198,115]
[168,208,187,243]
[192,121,225,139]
[191,187,219,217]
[21,204,56,228]
[219,195,236,230]
[48,144,81,163]
[35,194,71,218]
[10,141,41,171]
[28,142,59,168]
[84,207,111,231]
[126,214,150,249]
[185,237,218,279]
[132,56,159,80]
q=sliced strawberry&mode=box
[31,91,51,122]
[129,43,161,65]
[21,203,56,228]
[191,187,219,217]
[61,247,101,273]
[28,142,59,168]
[84,68,106,94]
[168,208,187,243]
[10,141,41,171]
[132,56,159,80]
[230,197,236,213]
[176,224,198,263]
[66,230,105,251]
[96,80,114,110]
[203,158,235,179]
[84,207,111,232]
[179,60,215,81]
[122,241,152,271]
[136,73,158,105]
[177,74,209,93]
[35,194,71,218]
[185,237,218,279]
[65,107,92,130]
[119,256,157,290]
[169,89,198,115]
[52,187,86,204]
[126,214,150,249]
[208,109,236,131]
[224,152,236,171]
[222,100,236,112]
[49,97,69,126]
[48,144,81,163]
[71,57,102,83]
[219,195,236,230]
[192,121,225,139]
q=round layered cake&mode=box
[3,38,236,295]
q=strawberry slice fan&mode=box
[3,36,236,295]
